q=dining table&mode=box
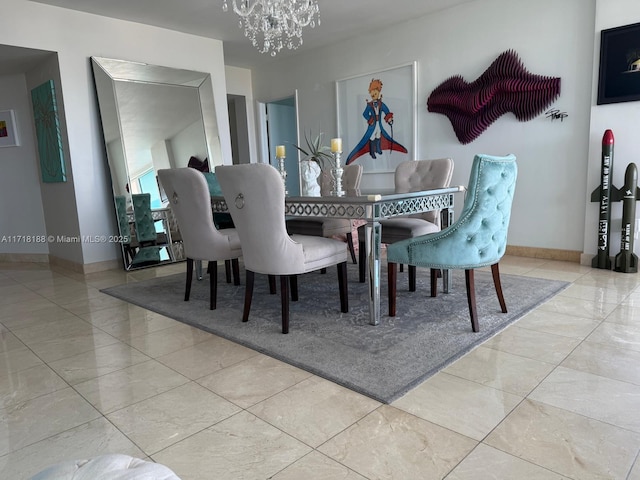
[212,185,465,326]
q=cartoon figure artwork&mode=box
[346,78,408,165]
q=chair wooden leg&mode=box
[430,268,438,297]
[388,262,397,316]
[346,233,357,264]
[409,265,416,292]
[359,240,366,283]
[185,258,194,301]
[243,270,255,323]
[337,262,349,312]
[491,263,508,313]
[280,275,290,334]
[465,269,479,332]
[231,258,241,285]
[290,275,298,301]
[268,275,276,294]
[224,260,232,283]
[210,261,218,310]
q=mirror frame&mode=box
[91,56,222,270]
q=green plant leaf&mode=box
[293,129,334,169]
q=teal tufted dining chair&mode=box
[387,153,517,332]
[131,193,170,247]
[114,195,136,264]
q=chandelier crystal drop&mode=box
[222,0,320,57]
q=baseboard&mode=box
[49,255,121,274]
[0,253,49,263]
[506,245,581,263]
[82,259,121,274]
[0,252,121,274]
[579,253,595,266]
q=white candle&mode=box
[276,145,286,158]
[331,138,342,153]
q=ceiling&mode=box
[22,0,478,69]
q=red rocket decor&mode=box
[591,130,616,270]
[427,50,561,144]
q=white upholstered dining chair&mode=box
[158,168,242,310]
[286,163,363,264]
[358,158,454,288]
[215,163,349,334]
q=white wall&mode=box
[0,0,230,265]
[107,138,128,198]
[0,73,48,255]
[225,65,258,163]
[251,0,597,254]
[151,140,172,172]
[170,120,208,168]
[584,0,640,264]
[25,53,83,262]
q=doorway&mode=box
[263,94,299,195]
[227,94,251,165]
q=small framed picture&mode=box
[0,109,19,147]
[597,22,640,105]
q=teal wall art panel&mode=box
[31,79,66,183]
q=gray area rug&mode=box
[102,264,568,403]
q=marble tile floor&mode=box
[0,256,639,479]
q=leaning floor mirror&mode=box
[91,56,222,270]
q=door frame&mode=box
[257,90,300,190]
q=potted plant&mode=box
[293,130,334,169]
[293,131,334,196]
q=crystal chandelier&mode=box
[222,0,320,57]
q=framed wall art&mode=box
[31,79,66,182]
[597,22,640,105]
[336,62,416,173]
[0,109,19,147]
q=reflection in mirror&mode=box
[91,57,222,270]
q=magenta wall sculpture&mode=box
[427,50,561,144]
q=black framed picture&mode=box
[597,22,640,105]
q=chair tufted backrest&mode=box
[319,164,363,196]
[391,154,517,269]
[394,158,454,226]
[114,196,132,244]
[131,193,158,244]
[157,168,237,261]
[216,163,307,275]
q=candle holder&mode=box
[330,151,345,197]
[276,154,288,195]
